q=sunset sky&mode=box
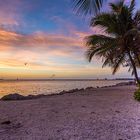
[0,0,140,79]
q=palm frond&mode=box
[72,0,105,15]
[134,10,140,29]
[112,54,125,74]
[85,35,116,61]
[129,0,135,13]
[109,0,124,13]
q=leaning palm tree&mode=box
[72,0,106,15]
[86,0,140,84]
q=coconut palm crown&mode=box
[86,0,140,84]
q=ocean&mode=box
[0,80,129,97]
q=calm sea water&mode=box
[0,80,129,97]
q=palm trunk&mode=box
[127,50,140,84]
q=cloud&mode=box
[0,0,132,79]
[0,28,89,52]
[0,25,110,68]
[0,28,89,69]
[0,0,25,29]
[0,28,131,78]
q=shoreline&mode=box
[1,81,136,101]
[0,84,139,139]
[0,78,134,82]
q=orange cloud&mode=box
[0,26,116,79]
[0,28,87,70]
[0,29,87,50]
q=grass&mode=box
[134,86,140,101]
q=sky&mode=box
[0,0,140,79]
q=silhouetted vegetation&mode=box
[85,0,140,84]
[134,88,140,101]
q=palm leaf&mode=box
[72,0,105,15]
[85,35,116,61]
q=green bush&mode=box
[134,88,140,101]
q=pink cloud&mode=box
[0,28,89,68]
[0,28,88,50]
[0,0,26,30]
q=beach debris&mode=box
[0,121,22,132]
[66,112,70,114]
[67,88,79,93]
[78,88,84,91]
[27,94,45,99]
[1,93,46,101]
[1,120,11,125]
[91,112,96,114]
[51,110,58,114]
[59,90,66,95]
[57,129,61,133]
[85,87,93,90]
[1,93,25,101]
[115,110,121,113]
[59,88,80,95]
[116,81,136,86]
[14,123,22,129]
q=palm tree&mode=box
[72,0,106,15]
[86,0,140,84]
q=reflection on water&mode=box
[0,80,128,97]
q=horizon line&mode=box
[0,78,134,81]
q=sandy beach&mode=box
[0,85,140,140]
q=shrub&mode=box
[134,88,140,101]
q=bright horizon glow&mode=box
[0,0,139,79]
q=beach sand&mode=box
[0,85,140,140]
